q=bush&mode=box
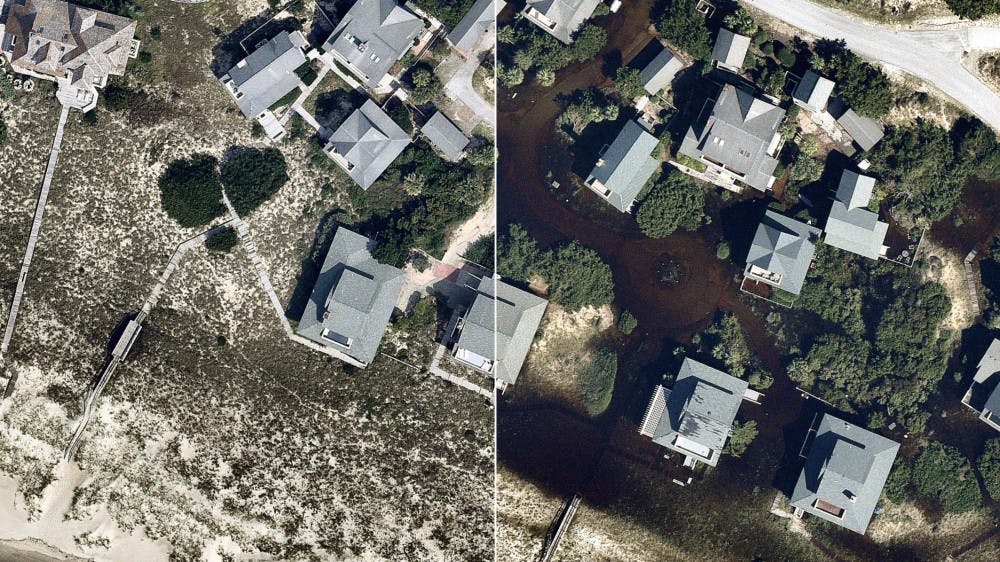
[913,442,982,513]
[407,63,443,105]
[220,148,289,216]
[715,241,730,260]
[395,296,438,333]
[635,170,706,239]
[614,66,645,101]
[618,310,638,335]
[103,84,137,111]
[579,347,617,416]
[268,87,301,111]
[158,155,224,227]
[412,0,473,28]
[979,438,1000,500]
[814,39,892,118]
[463,234,495,268]
[0,115,6,148]
[776,45,797,67]
[724,420,758,457]
[945,0,1000,19]
[884,457,913,503]
[555,88,619,137]
[384,97,414,135]
[657,0,712,61]
[205,227,239,253]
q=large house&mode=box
[678,84,786,192]
[219,30,308,126]
[790,414,899,534]
[322,0,425,91]
[324,99,411,190]
[585,120,660,212]
[639,358,751,468]
[962,339,1000,431]
[744,210,821,296]
[824,170,888,260]
[296,227,404,367]
[640,45,684,96]
[0,0,138,111]
[450,276,547,389]
[792,70,835,113]
[712,28,750,73]
[521,0,601,44]
[447,0,496,55]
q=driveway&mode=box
[744,0,1000,131]
[439,27,496,130]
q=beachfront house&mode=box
[324,99,411,190]
[421,111,470,162]
[744,210,821,297]
[447,0,496,55]
[824,170,888,260]
[792,70,835,113]
[585,119,661,213]
[962,339,1000,431]
[640,45,684,96]
[521,0,601,44]
[711,28,750,73]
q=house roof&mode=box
[447,0,495,53]
[521,0,601,44]
[790,414,899,534]
[640,46,684,95]
[223,30,307,119]
[712,28,750,69]
[644,358,748,463]
[421,111,470,161]
[745,210,821,296]
[586,120,660,212]
[829,98,885,151]
[325,99,411,190]
[455,276,548,385]
[2,0,136,90]
[824,170,888,260]
[296,227,404,366]
[322,0,425,88]
[793,70,835,112]
[975,339,1000,418]
[678,84,785,191]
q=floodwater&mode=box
[497,0,999,558]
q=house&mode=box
[824,170,888,260]
[678,84,786,192]
[640,46,684,95]
[712,28,750,72]
[219,30,309,124]
[322,0,426,91]
[0,0,138,111]
[324,99,411,190]
[744,210,821,296]
[790,414,899,534]
[792,70,835,113]
[451,276,547,388]
[447,0,495,55]
[962,339,1000,431]
[585,120,660,212]
[521,0,601,44]
[829,98,885,152]
[296,227,405,367]
[639,357,751,468]
[421,111,470,162]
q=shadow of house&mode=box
[210,14,303,78]
[719,197,768,268]
[285,209,351,323]
[312,88,367,131]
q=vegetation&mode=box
[205,228,239,253]
[614,66,645,101]
[384,97,414,135]
[656,0,712,62]
[635,170,707,239]
[463,234,495,268]
[812,39,892,118]
[723,7,758,36]
[715,241,730,260]
[158,155,224,228]
[220,148,289,216]
[945,0,1000,19]
[0,113,6,148]
[912,442,982,513]
[693,313,772,389]
[406,63,443,105]
[394,296,439,334]
[883,457,913,503]
[580,347,617,416]
[724,420,758,457]
[103,83,139,112]
[618,310,638,335]
[412,0,473,28]
[294,62,318,86]
[554,88,619,137]
[978,438,1000,500]
[498,21,607,86]
[268,87,301,112]
[499,224,615,310]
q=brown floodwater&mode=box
[497,0,999,558]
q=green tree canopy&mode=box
[220,148,289,216]
[657,0,712,61]
[614,66,645,101]
[814,39,893,118]
[635,171,706,238]
[913,442,982,513]
[205,227,239,253]
[979,438,1000,500]
[158,154,224,227]
[944,0,1000,19]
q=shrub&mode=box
[103,84,136,111]
[614,66,645,101]
[657,0,712,61]
[158,155,224,228]
[724,420,758,457]
[384,97,414,135]
[463,234,495,268]
[635,170,706,239]
[618,310,638,335]
[205,227,239,253]
[913,442,982,513]
[979,438,1000,500]
[776,45,797,67]
[945,0,1000,19]
[579,347,617,416]
[814,39,892,118]
[407,63,442,104]
[220,148,289,216]
[0,115,6,148]
[884,457,913,503]
[715,241,730,260]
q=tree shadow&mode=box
[313,88,365,130]
[601,49,623,79]
[284,208,351,322]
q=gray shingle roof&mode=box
[585,120,660,212]
[454,276,547,385]
[640,46,684,95]
[322,0,425,88]
[521,0,601,44]
[824,170,888,260]
[222,30,307,119]
[829,98,885,151]
[745,210,821,296]
[325,99,411,190]
[793,70,835,112]
[679,84,785,191]
[790,414,899,534]
[712,28,750,70]
[644,358,748,466]
[447,0,495,53]
[421,111,470,161]
[975,339,1000,423]
[296,227,405,366]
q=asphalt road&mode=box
[745,0,1000,130]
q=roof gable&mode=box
[586,120,660,212]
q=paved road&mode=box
[745,0,1000,131]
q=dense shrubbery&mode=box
[579,347,617,416]
[554,88,619,137]
[617,310,638,335]
[220,148,289,216]
[656,0,712,61]
[912,442,982,513]
[945,0,1000,19]
[614,66,645,101]
[724,420,758,457]
[499,224,615,310]
[498,21,607,86]
[413,0,473,28]
[883,457,913,503]
[406,62,443,105]
[635,170,707,239]
[693,313,772,389]
[463,234,495,268]
[158,155,224,227]
[0,114,6,148]
[979,438,1000,500]
[205,228,239,253]
[812,39,893,118]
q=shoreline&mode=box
[0,539,86,562]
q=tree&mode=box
[723,8,758,36]
[407,64,442,105]
[813,39,893,118]
[944,0,1000,19]
[569,24,607,62]
[635,171,706,239]
[220,148,289,216]
[463,234,495,268]
[657,0,712,61]
[158,154,224,227]
[205,227,239,253]
[0,114,6,148]
[913,442,982,513]
[555,88,619,136]
[614,66,645,101]
[776,44,797,68]
[466,143,494,168]
[618,310,638,335]
[715,241,730,260]
[979,438,1000,500]
[883,457,913,503]
[724,420,758,457]
[537,67,556,87]
[498,62,524,87]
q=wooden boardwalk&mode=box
[539,494,581,562]
[2,105,70,356]
[963,250,982,316]
[428,344,495,400]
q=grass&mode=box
[806,0,953,24]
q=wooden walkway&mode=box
[539,494,581,562]
[428,344,495,400]
[2,105,70,356]
[963,250,982,316]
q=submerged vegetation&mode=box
[635,170,707,239]
[497,20,607,87]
